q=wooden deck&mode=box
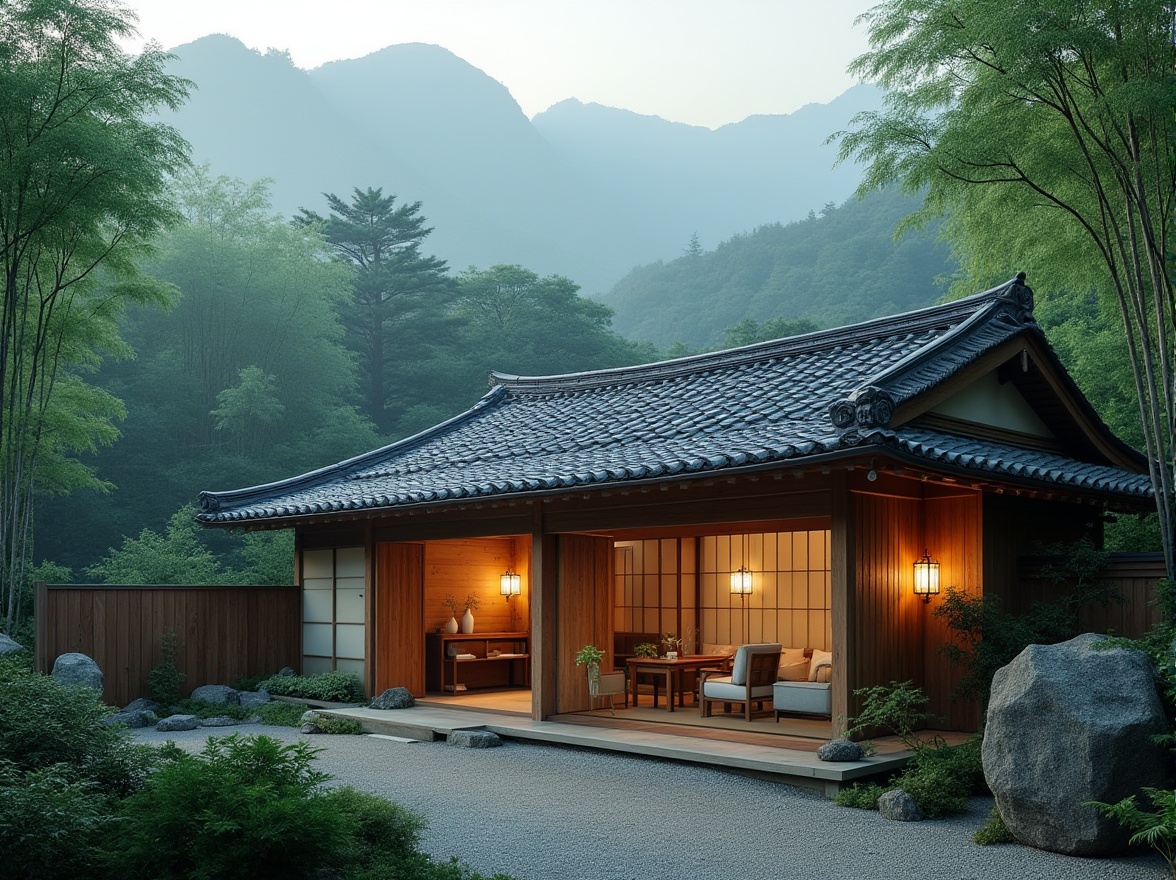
[319,697,930,797]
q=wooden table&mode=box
[626,656,728,712]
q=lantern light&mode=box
[913,549,940,604]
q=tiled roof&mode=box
[197,276,1152,524]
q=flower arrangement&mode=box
[634,642,658,658]
[662,632,683,654]
[443,593,481,615]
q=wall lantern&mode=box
[500,570,521,598]
[730,567,754,595]
[913,549,940,604]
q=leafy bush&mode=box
[162,697,310,728]
[845,679,932,749]
[0,761,109,880]
[1090,788,1176,876]
[148,630,186,707]
[974,807,1015,845]
[834,782,887,809]
[310,713,364,735]
[257,700,313,726]
[260,670,364,703]
[894,737,984,819]
[0,663,155,797]
[325,786,429,879]
[106,734,349,880]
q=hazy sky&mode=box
[120,1,873,129]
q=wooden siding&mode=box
[375,543,425,696]
[421,538,530,635]
[555,535,613,714]
[34,584,300,708]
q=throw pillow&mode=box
[809,648,833,682]
[777,647,809,681]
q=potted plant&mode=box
[575,644,606,694]
[634,642,658,658]
[662,632,683,658]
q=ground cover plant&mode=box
[259,669,364,703]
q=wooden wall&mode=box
[375,543,425,696]
[555,534,613,714]
[420,537,531,634]
[34,583,300,708]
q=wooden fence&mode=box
[1015,552,1168,639]
[34,583,301,708]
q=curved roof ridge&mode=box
[199,385,509,513]
[490,276,1029,395]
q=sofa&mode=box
[773,647,832,719]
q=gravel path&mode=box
[133,724,1166,880]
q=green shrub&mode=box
[834,781,888,809]
[0,761,109,880]
[147,631,185,707]
[845,680,930,749]
[325,786,429,879]
[893,738,984,819]
[974,807,1015,845]
[260,670,363,703]
[106,734,349,880]
[310,713,364,735]
[0,664,155,797]
[1090,788,1176,876]
[256,700,312,727]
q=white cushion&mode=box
[704,678,775,701]
[773,680,832,715]
[777,647,809,681]
[809,648,833,682]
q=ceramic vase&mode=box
[460,608,475,633]
[445,616,459,634]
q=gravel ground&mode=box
[133,724,1167,880]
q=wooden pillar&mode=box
[531,514,558,720]
[364,522,376,698]
[830,471,855,738]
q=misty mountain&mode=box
[158,35,882,294]
[601,187,957,348]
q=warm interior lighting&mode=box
[913,549,940,604]
[730,568,753,595]
[500,570,521,597]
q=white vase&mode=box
[445,616,459,634]
[460,609,475,633]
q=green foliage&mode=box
[897,739,983,818]
[601,187,953,348]
[0,0,190,633]
[0,760,109,880]
[324,786,428,879]
[148,630,186,708]
[634,643,658,658]
[1090,788,1176,875]
[574,645,605,667]
[308,713,365,735]
[723,316,819,348]
[836,0,1176,571]
[256,700,317,727]
[974,807,1015,845]
[935,538,1119,704]
[260,670,364,703]
[0,663,156,798]
[834,782,888,810]
[107,734,346,880]
[87,505,225,585]
[845,680,930,749]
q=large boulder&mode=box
[370,687,414,710]
[983,633,1169,856]
[156,714,199,732]
[51,652,103,695]
[0,633,24,655]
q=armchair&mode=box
[699,643,781,721]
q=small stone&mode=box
[817,739,865,762]
[370,687,415,710]
[156,714,199,732]
[123,697,162,714]
[105,709,158,728]
[190,685,240,705]
[300,722,322,734]
[243,713,263,724]
[877,789,924,822]
[447,729,502,749]
[238,689,271,708]
[276,667,296,677]
[200,715,240,727]
[301,710,320,723]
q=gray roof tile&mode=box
[198,276,1152,524]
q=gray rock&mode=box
[0,633,24,654]
[817,739,865,762]
[370,687,415,710]
[200,715,240,727]
[190,685,240,705]
[123,697,162,714]
[878,789,924,821]
[243,713,263,724]
[983,633,1169,856]
[276,667,296,677]
[105,709,158,728]
[156,714,199,732]
[300,722,322,734]
[301,709,321,723]
[238,689,271,708]
[51,652,103,695]
[447,729,502,749]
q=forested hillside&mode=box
[601,187,956,348]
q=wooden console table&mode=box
[425,632,530,694]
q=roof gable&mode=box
[198,275,1152,525]
[928,370,1054,439]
